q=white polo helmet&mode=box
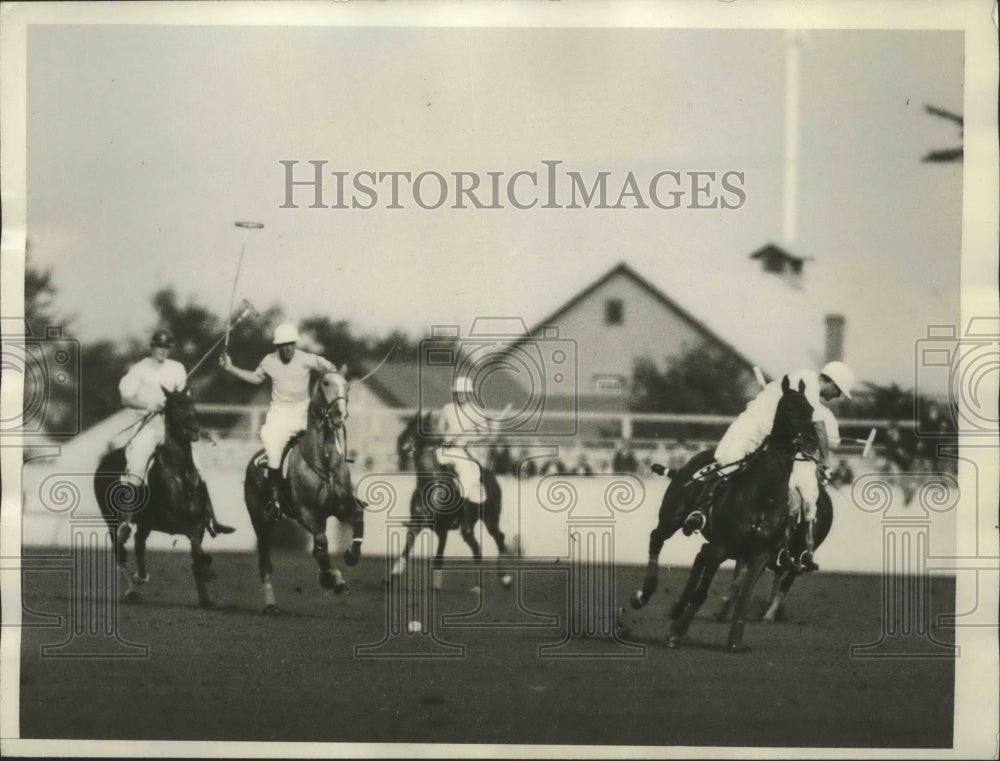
[452,376,474,396]
[273,323,299,345]
[820,361,855,399]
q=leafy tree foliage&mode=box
[630,343,756,414]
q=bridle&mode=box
[299,371,351,482]
[311,371,349,432]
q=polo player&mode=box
[684,360,856,571]
[220,323,340,514]
[118,328,234,535]
[436,376,488,532]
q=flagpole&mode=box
[783,29,802,249]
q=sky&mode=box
[23,22,965,391]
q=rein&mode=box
[297,386,348,484]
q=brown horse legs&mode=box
[312,532,347,594]
[631,526,670,609]
[667,542,725,647]
[344,508,364,567]
[725,552,770,651]
[188,532,215,608]
[133,525,151,584]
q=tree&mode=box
[147,287,282,405]
[21,264,81,437]
[630,343,755,415]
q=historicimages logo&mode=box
[418,318,578,437]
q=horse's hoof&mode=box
[262,604,281,616]
[319,571,336,590]
[344,544,361,567]
[727,643,751,654]
[334,580,349,595]
[763,606,786,623]
[630,590,645,610]
[132,572,150,585]
[198,598,217,610]
[500,573,513,589]
[666,634,682,649]
[124,590,141,604]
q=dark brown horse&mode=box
[244,369,365,613]
[94,386,218,607]
[715,484,834,623]
[630,375,818,651]
[389,411,510,590]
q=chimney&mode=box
[825,314,845,363]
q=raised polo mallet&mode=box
[753,366,768,390]
[225,221,265,353]
[187,299,259,379]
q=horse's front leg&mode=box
[715,557,748,623]
[763,569,795,623]
[133,525,152,586]
[727,551,771,652]
[432,527,449,591]
[188,530,215,608]
[309,519,347,595]
[667,542,725,647]
[343,498,365,567]
[459,502,483,562]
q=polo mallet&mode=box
[862,428,877,458]
[187,299,259,379]
[225,221,264,353]
[839,428,878,457]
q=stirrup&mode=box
[798,550,819,572]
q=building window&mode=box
[604,299,624,325]
[594,375,625,394]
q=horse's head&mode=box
[161,385,200,443]
[311,368,349,431]
[771,375,817,451]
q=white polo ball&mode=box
[407,620,422,634]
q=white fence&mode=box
[194,402,912,474]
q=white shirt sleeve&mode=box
[118,362,142,401]
[815,405,841,448]
[167,360,188,391]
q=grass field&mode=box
[16,547,955,749]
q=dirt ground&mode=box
[16,547,955,749]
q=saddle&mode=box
[251,432,306,478]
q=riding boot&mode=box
[682,466,721,536]
[192,480,235,536]
[266,467,283,520]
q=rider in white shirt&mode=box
[683,361,855,571]
[220,323,338,513]
[119,328,234,535]
[437,376,487,531]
